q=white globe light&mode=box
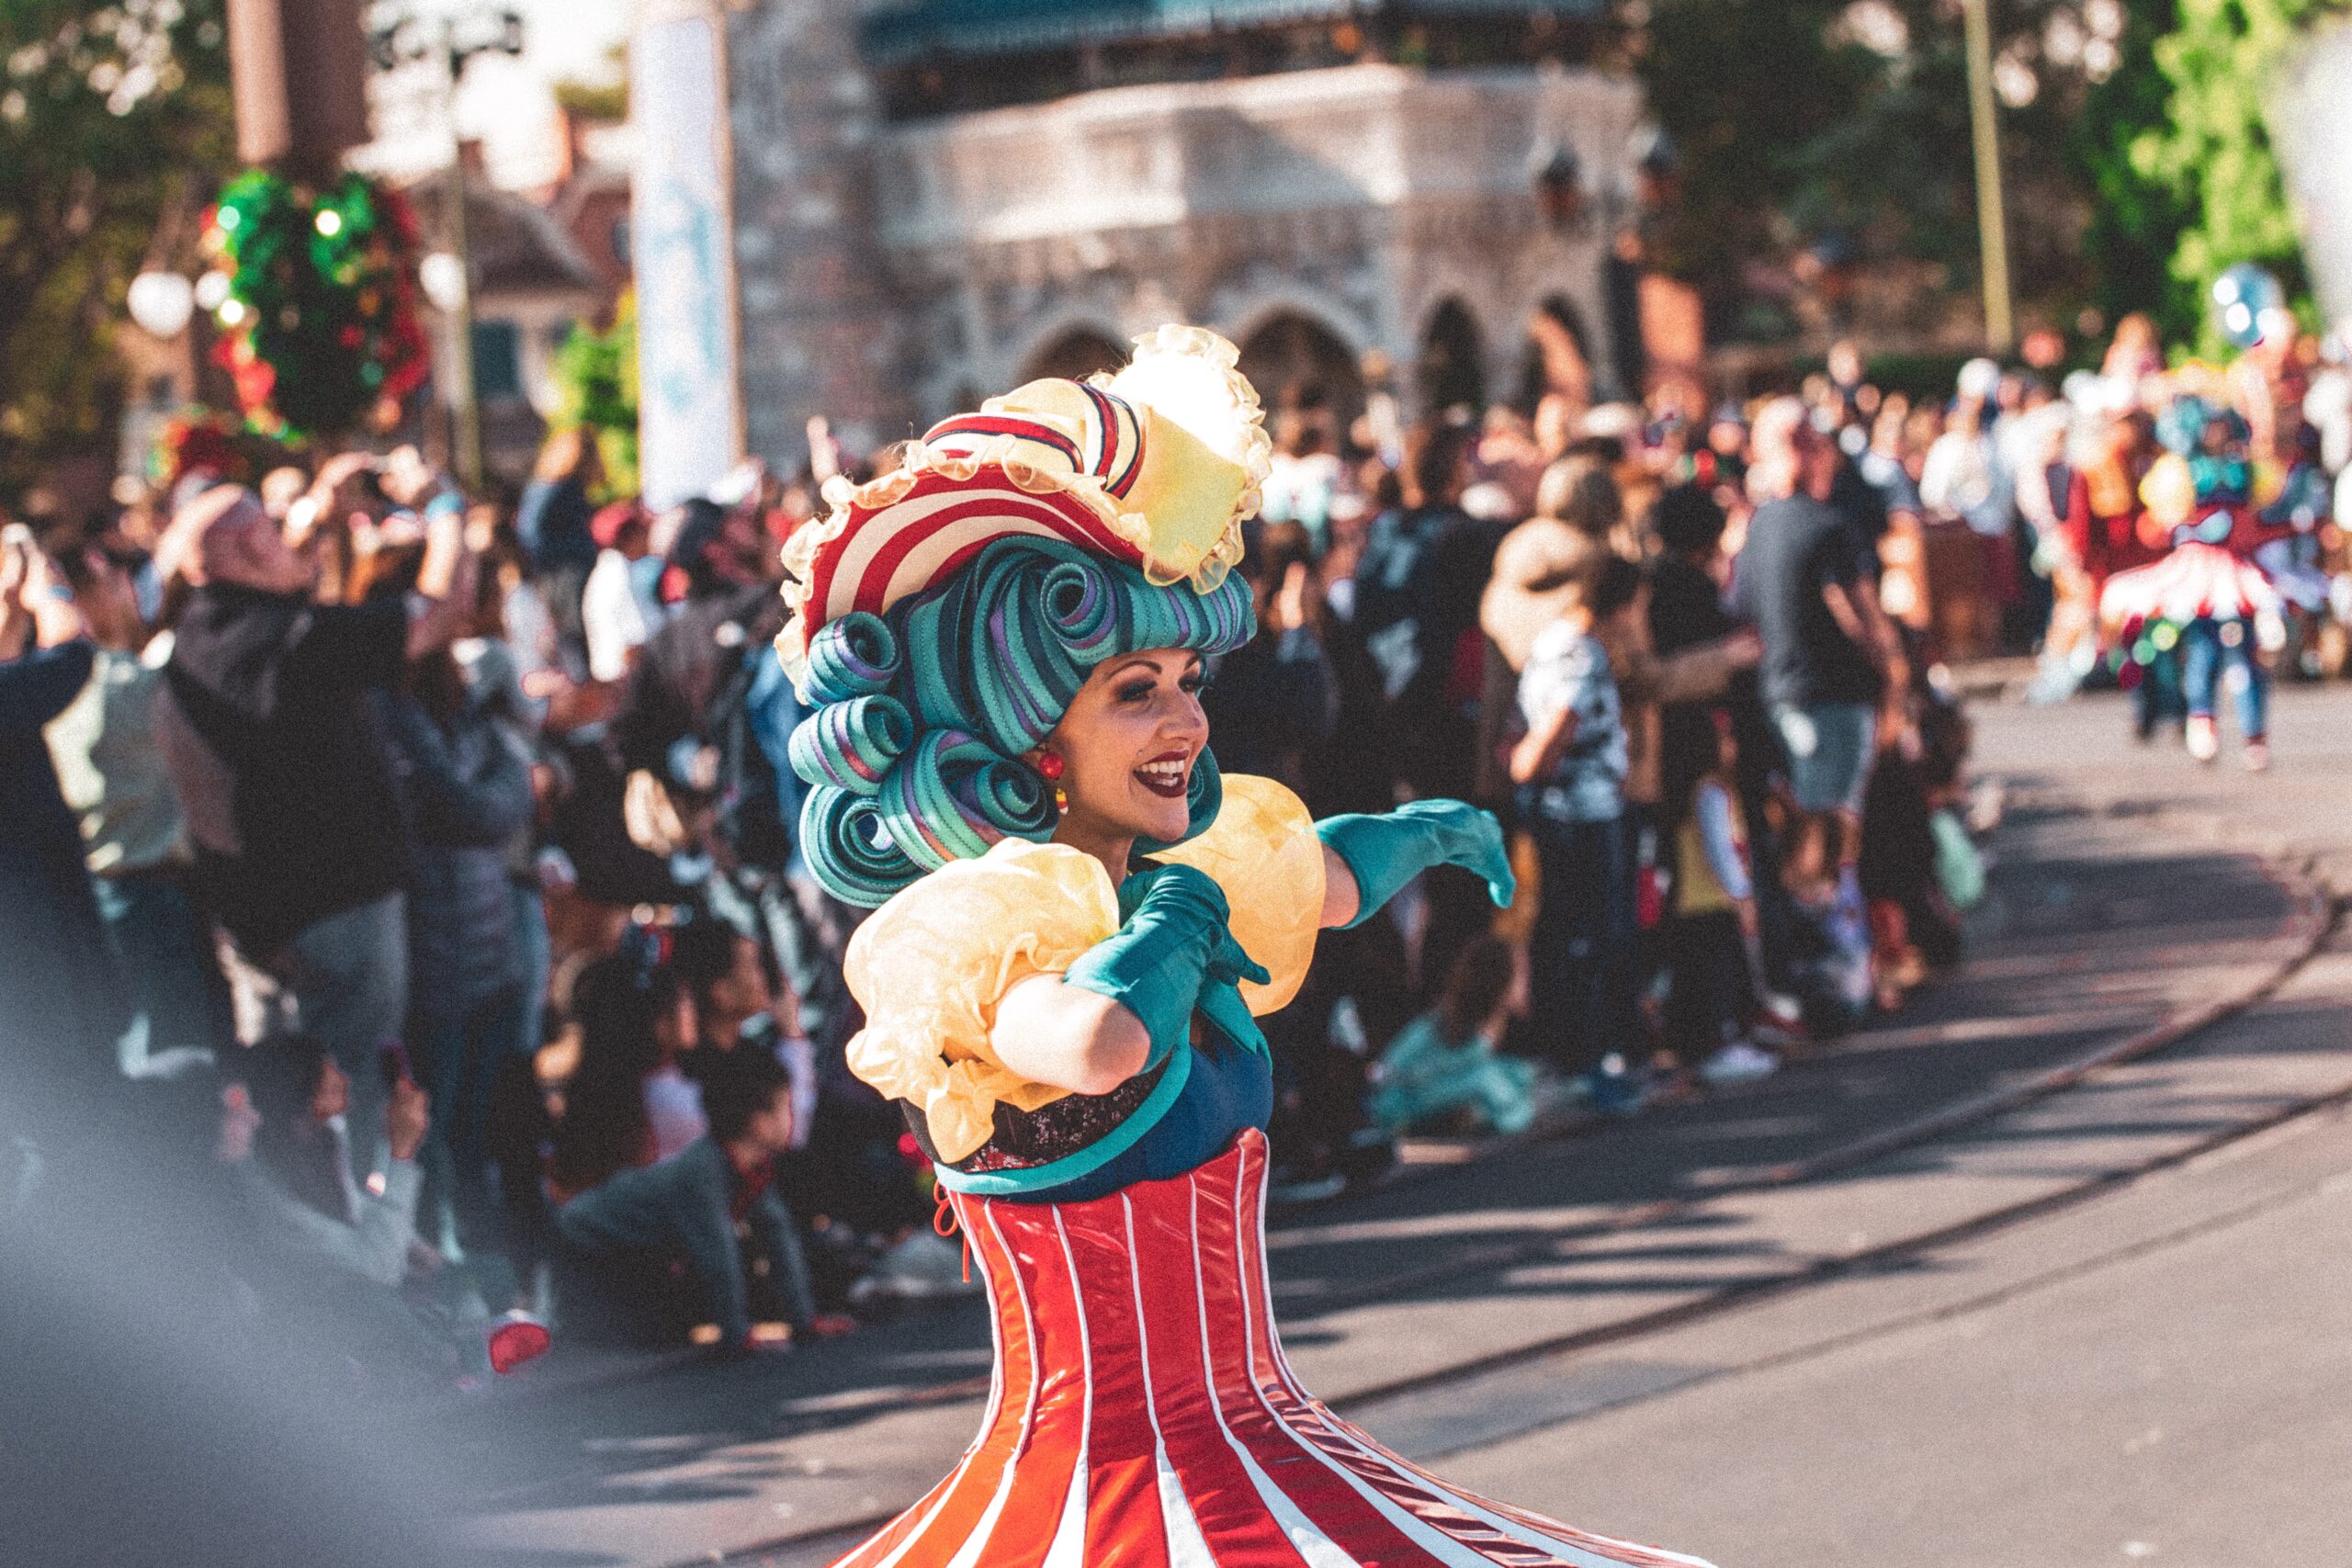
[126,270,196,338]
[419,252,469,312]
[193,269,232,310]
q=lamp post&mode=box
[369,6,524,489]
[1962,0,2015,355]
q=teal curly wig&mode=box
[786,537,1257,906]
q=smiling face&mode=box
[1045,648,1210,862]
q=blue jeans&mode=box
[1527,815,1632,1077]
[2180,616,2267,739]
[90,871,231,1080]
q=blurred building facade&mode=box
[715,0,1652,465]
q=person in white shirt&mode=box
[580,501,667,683]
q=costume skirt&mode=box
[2099,540,2279,626]
[830,1129,1713,1568]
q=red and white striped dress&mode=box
[831,1130,1713,1568]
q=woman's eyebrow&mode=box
[1106,655,1171,679]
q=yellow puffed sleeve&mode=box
[1154,773,1325,1015]
[842,838,1117,1163]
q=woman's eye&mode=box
[1180,673,1207,694]
[1116,682,1154,704]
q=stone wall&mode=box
[723,18,1646,465]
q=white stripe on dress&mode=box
[1123,1194,1220,1568]
[941,1204,1046,1568]
[863,1193,1012,1568]
[1186,1181,1363,1568]
[1041,1210,1095,1568]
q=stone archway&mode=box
[1416,297,1487,414]
[1017,325,1129,384]
[1236,310,1366,428]
[1515,294,1598,414]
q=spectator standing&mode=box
[1340,420,1511,998]
[1733,400,1904,908]
[1202,521,1337,792]
[1505,548,1645,1106]
[0,532,124,1155]
[1662,714,1779,1086]
[47,542,228,1081]
[371,585,536,1273]
[515,429,604,677]
[156,479,475,1174]
[580,501,664,684]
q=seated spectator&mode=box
[221,1032,427,1289]
[670,916,816,1148]
[1371,934,1538,1137]
[548,952,702,1203]
[552,1049,824,1350]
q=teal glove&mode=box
[1063,863,1272,1072]
[1316,799,1516,929]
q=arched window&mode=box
[1236,310,1364,427]
[1417,298,1486,413]
[1017,326,1127,384]
[1516,295,1596,413]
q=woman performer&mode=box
[2098,397,2287,770]
[778,328,1713,1568]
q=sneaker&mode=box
[2186,715,2220,763]
[1699,1042,1781,1087]
[483,1310,553,1377]
[1582,1059,1652,1117]
[2244,739,2272,773]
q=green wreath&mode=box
[203,170,432,439]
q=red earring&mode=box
[1034,750,1065,781]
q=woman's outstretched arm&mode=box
[989,976,1152,1096]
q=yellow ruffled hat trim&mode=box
[842,775,1324,1164]
[775,325,1272,691]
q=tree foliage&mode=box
[2071,0,2191,344]
[1627,1,2181,344]
[551,289,639,500]
[2132,0,2351,355]
[0,0,236,496]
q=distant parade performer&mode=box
[777,329,1713,1568]
[2099,396,2289,769]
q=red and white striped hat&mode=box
[777,326,1272,690]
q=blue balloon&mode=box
[2212,263,2285,349]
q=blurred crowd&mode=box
[20,304,2342,1384]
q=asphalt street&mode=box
[463,685,2352,1568]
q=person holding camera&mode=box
[155,458,476,1176]
[0,523,127,1177]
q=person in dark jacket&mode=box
[381,655,535,1269]
[1203,521,1338,791]
[155,481,475,1176]
[0,534,123,1184]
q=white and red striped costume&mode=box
[831,1131,1713,1568]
